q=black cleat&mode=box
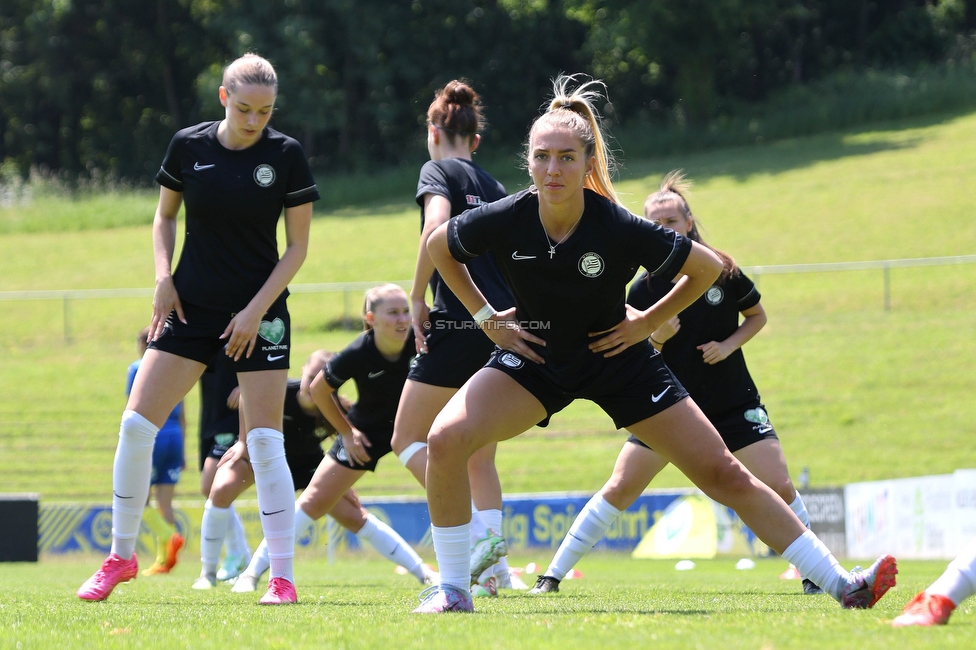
[802,578,825,595]
[529,575,561,594]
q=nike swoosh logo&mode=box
[651,386,671,403]
[194,162,215,170]
[368,370,385,379]
[113,492,133,499]
[512,252,536,260]
[261,509,286,516]
[267,354,285,361]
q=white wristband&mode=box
[473,303,496,325]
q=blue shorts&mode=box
[151,428,183,486]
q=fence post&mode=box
[63,295,72,344]
[883,264,891,312]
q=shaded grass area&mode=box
[0,555,972,649]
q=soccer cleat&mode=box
[216,553,249,582]
[77,553,138,601]
[412,584,474,614]
[469,530,508,585]
[191,573,217,590]
[802,578,825,595]
[841,555,898,608]
[231,572,261,593]
[471,575,498,598]
[892,592,956,627]
[497,570,528,590]
[258,577,297,605]
[528,575,561,594]
[163,533,184,570]
[141,561,170,577]
[421,564,440,586]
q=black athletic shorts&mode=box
[326,428,393,473]
[627,401,778,453]
[485,345,689,429]
[202,429,239,466]
[148,295,291,372]
[291,457,323,491]
[407,312,496,388]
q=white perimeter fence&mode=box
[2,254,975,343]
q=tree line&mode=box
[1,0,973,184]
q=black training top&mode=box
[448,188,691,369]
[628,269,762,417]
[416,158,514,319]
[199,352,240,437]
[155,121,320,312]
[322,329,416,435]
[282,379,331,465]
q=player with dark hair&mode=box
[390,80,517,593]
[78,53,317,606]
[414,74,896,613]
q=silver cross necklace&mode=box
[539,209,584,259]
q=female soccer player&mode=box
[529,171,820,595]
[414,74,897,613]
[77,53,317,606]
[390,80,516,591]
[127,327,186,576]
[892,539,976,626]
[239,284,437,588]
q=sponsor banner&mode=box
[632,494,773,560]
[845,474,956,559]
[952,469,976,551]
[802,487,847,558]
[38,491,693,556]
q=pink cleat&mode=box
[412,585,474,613]
[892,592,956,627]
[258,577,297,605]
[77,553,138,601]
[841,555,898,608]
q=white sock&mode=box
[477,508,510,581]
[546,494,620,581]
[247,428,295,584]
[928,538,976,606]
[225,504,250,558]
[789,492,811,528]
[470,505,488,544]
[358,514,426,583]
[249,504,313,579]
[432,523,471,593]
[199,499,229,576]
[110,410,158,559]
[782,529,849,602]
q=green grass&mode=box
[1,110,976,502]
[0,555,971,649]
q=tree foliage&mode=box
[0,0,970,183]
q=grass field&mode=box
[0,555,971,649]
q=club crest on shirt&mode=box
[253,164,276,187]
[705,286,724,305]
[578,252,604,278]
[498,352,523,369]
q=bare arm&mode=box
[222,202,312,360]
[409,194,452,353]
[427,222,546,362]
[308,371,371,466]
[149,187,185,341]
[589,242,723,357]
[698,301,767,365]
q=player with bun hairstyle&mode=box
[415,74,897,613]
[390,80,516,594]
[530,170,821,596]
[77,53,318,606]
[233,284,437,589]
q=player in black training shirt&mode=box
[78,54,318,606]
[390,81,517,591]
[236,285,435,586]
[529,171,821,596]
[414,75,896,614]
